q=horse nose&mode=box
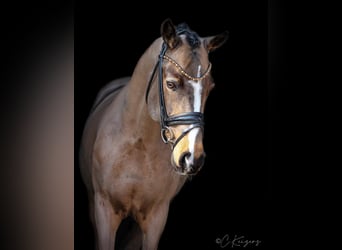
[179,152,206,174]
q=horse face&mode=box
[148,19,228,175]
[164,64,214,175]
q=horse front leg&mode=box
[139,204,170,250]
[94,192,122,250]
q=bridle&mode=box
[145,38,212,150]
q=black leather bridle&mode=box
[145,41,212,150]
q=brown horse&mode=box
[79,19,228,250]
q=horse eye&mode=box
[166,81,177,90]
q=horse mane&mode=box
[176,23,201,49]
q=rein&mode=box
[145,42,211,150]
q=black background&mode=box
[76,1,273,249]
[0,1,334,249]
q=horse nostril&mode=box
[179,152,191,168]
[178,152,206,173]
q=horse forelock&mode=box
[176,23,201,49]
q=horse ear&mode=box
[161,19,181,49]
[205,31,229,52]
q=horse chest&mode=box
[104,160,186,218]
[113,153,182,192]
[98,142,185,208]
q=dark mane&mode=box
[176,23,200,49]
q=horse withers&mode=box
[79,19,228,250]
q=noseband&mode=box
[145,41,211,150]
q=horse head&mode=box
[146,19,228,175]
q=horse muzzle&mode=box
[172,151,206,176]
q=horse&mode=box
[79,19,228,250]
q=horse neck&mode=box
[123,39,162,138]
